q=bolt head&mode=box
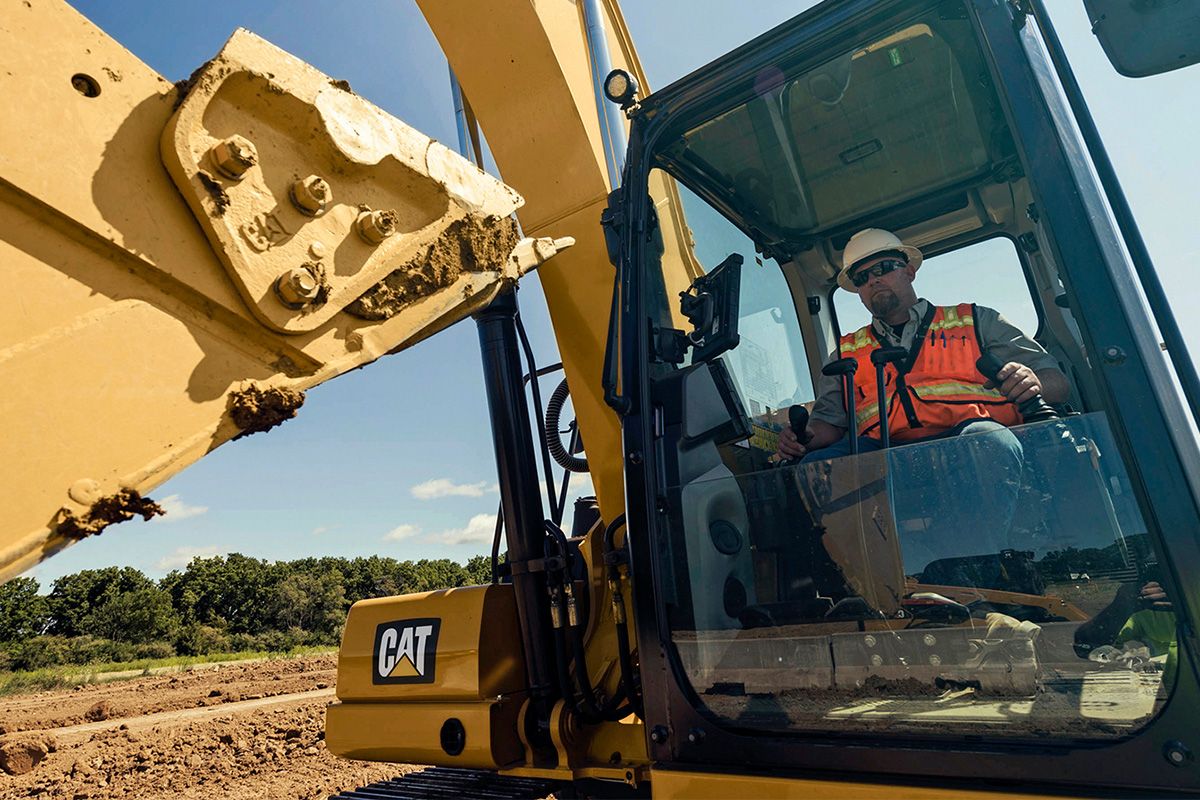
[923,634,937,647]
[356,209,397,244]
[290,175,331,215]
[274,266,321,309]
[210,135,258,179]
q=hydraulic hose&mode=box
[602,514,642,716]
[545,378,588,473]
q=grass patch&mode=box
[0,646,335,697]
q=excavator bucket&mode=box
[0,1,559,582]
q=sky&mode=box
[25,0,1199,587]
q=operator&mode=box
[776,228,1070,570]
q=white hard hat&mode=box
[837,228,923,292]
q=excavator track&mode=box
[330,767,564,799]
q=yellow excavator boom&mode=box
[0,0,568,582]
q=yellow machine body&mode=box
[327,585,528,769]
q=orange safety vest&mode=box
[839,303,1021,441]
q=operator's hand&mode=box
[776,425,808,460]
[993,361,1043,404]
[1139,581,1173,611]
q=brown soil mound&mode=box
[0,655,411,799]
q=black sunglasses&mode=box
[850,257,907,288]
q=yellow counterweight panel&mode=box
[328,584,527,768]
[335,584,526,702]
[0,0,540,582]
[326,698,525,770]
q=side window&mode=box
[834,237,1040,337]
[671,174,815,418]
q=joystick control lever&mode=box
[821,358,859,455]
[870,347,907,448]
[976,353,1058,423]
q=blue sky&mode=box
[26,1,1199,586]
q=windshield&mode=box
[663,410,1171,738]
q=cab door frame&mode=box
[614,0,1200,792]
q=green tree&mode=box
[0,577,48,642]
[266,571,347,639]
[83,586,180,644]
[160,553,276,633]
[464,554,493,586]
[405,559,469,593]
[47,567,154,637]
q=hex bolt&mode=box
[923,634,937,647]
[209,135,258,180]
[274,266,321,309]
[290,175,331,215]
[649,725,669,744]
[686,727,706,745]
[356,209,397,244]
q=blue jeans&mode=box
[801,419,1024,573]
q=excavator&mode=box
[2,0,1199,796]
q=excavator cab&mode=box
[610,0,1200,792]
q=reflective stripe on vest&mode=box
[839,303,1021,440]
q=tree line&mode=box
[0,553,491,671]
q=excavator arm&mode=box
[0,0,570,582]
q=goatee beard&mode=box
[869,290,899,318]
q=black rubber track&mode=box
[329,766,564,799]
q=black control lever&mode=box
[869,347,907,448]
[976,353,1058,423]
[773,404,812,468]
[821,358,858,455]
[789,404,810,445]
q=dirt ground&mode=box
[0,654,415,799]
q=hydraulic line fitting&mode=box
[565,582,580,627]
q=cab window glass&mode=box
[641,10,1175,744]
[666,170,814,418]
[834,237,1040,337]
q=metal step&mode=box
[330,767,563,800]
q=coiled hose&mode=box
[545,378,588,473]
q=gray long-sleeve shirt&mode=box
[810,299,1060,429]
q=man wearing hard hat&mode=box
[777,228,1069,462]
[777,229,1070,571]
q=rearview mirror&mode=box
[1084,0,1200,77]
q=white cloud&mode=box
[156,545,223,571]
[312,526,330,536]
[383,524,420,542]
[427,513,497,546]
[155,494,208,522]
[410,478,496,500]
